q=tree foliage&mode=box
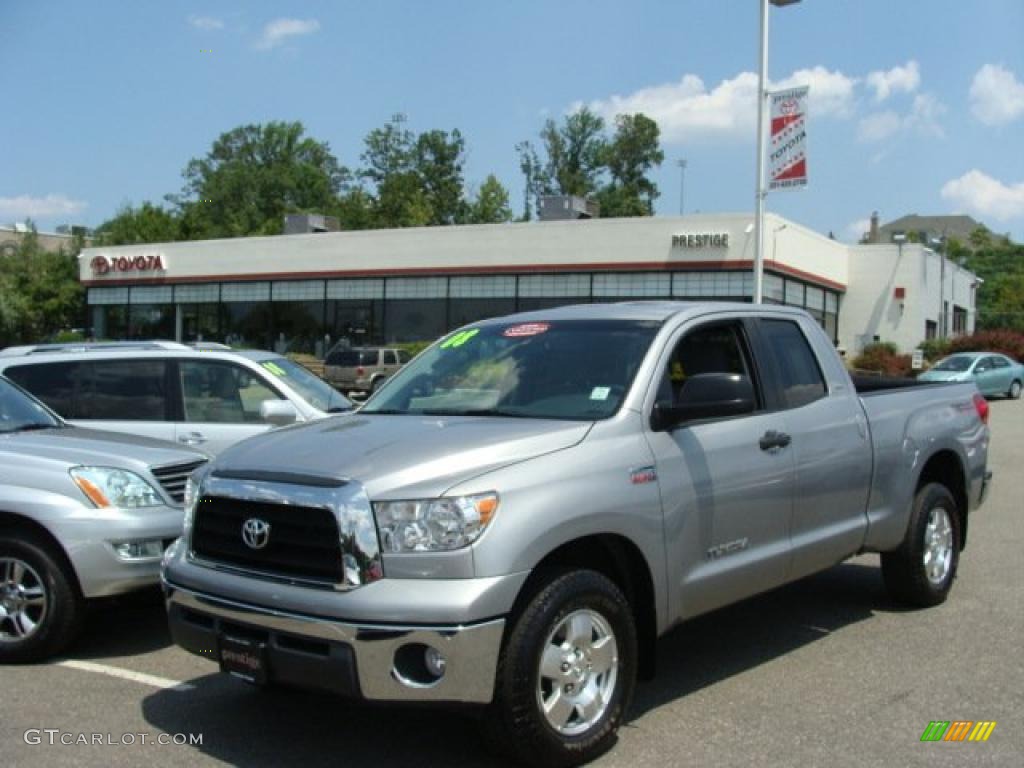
[467,175,513,224]
[0,225,84,347]
[93,202,181,246]
[517,108,664,219]
[172,121,349,238]
[960,238,1024,332]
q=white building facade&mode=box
[78,213,978,356]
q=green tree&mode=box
[173,121,348,238]
[597,113,664,217]
[414,129,468,225]
[539,107,607,197]
[961,238,1024,332]
[467,175,513,224]
[94,202,181,245]
[514,140,547,220]
[0,225,84,345]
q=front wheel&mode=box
[1009,379,1022,400]
[485,570,637,767]
[881,483,960,607]
[0,536,84,663]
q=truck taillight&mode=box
[357,366,365,376]
[973,393,989,425]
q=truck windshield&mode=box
[0,377,63,433]
[932,355,975,372]
[259,358,352,413]
[361,319,661,420]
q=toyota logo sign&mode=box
[90,255,111,274]
[241,518,271,550]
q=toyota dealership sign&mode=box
[90,253,166,275]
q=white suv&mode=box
[0,342,352,455]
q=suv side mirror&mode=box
[651,373,756,431]
[260,399,299,427]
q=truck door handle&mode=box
[759,430,792,451]
[178,432,208,446]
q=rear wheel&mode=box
[1009,379,1022,399]
[485,570,636,767]
[0,536,84,663]
[881,483,960,607]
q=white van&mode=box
[0,342,351,455]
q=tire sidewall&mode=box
[0,537,79,663]
[908,484,960,600]
[499,571,637,767]
[1010,380,1021,399]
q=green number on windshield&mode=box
[440,328,479,349]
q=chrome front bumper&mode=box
[164,580,504,704]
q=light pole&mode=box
[677,159,687,215]
[753,0,801,304]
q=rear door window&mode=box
[383,350,399,365]
[758,320,827,409]
[80,360,171,421]
[180,360,282,423]
[5,362,80,418]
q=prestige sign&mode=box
[672,232,730,248]
[90,253,166,276]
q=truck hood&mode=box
[212,414,592,498]
[0,426,207,471]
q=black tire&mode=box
[1009,379,1022,400]
[881,483,961,607]
[0,535,84,663]
[484,570,637,768]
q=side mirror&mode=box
[260,399,299,427]
[651,373,756,431]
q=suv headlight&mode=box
[373,493,499,552]
[70,467,164,509]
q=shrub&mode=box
[946,330,1024,362]
[851,342,913,377]
[395,340,433,358]
[917,337,951,362]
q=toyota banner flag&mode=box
[769,86,809,190]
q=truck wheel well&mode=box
[517,534,658,680]
[0,511,83,596]
[917,451,968,550]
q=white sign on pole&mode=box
[768,86,809,190]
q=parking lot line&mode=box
[57,659,195,692]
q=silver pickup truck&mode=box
[163,302,991,767]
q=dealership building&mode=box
[78,212,980,356]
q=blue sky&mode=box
[2,0,1023,242]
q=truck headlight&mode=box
[70,467,163,509]
[373,493,499,552]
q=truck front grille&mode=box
[191,496,343,585]
[151,459,207,504]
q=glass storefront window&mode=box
[385,299,447,342]
[127,304,174,340]
[272,300,324,355]
[328,299,383,346]
[221,301,274,350]
[180,303,220,342]
[91,305,128,340]
[449,298,516,326]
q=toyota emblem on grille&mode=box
[241,518,271,550]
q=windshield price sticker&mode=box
[503,323,550,338]
[441,328,480,349]
[262,362,288,377]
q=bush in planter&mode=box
[917,337,951,362]
[851,342,913,377]
[946,330,1024,362]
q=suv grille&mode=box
[191,496,343,585]
[151,460,207,503]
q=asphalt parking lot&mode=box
[2,401,1021,768]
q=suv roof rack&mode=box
[0,341,191,357]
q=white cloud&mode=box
[941,170,1024,222]
[0,194,87,221]
[858,93,945,142]
[858,111,902,142]
[866,61,920,102]
[969,64,1024,126]
[187,15,224,31]
[846,218,871,243]
[255,18,320,50]
[578,66,856,143]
